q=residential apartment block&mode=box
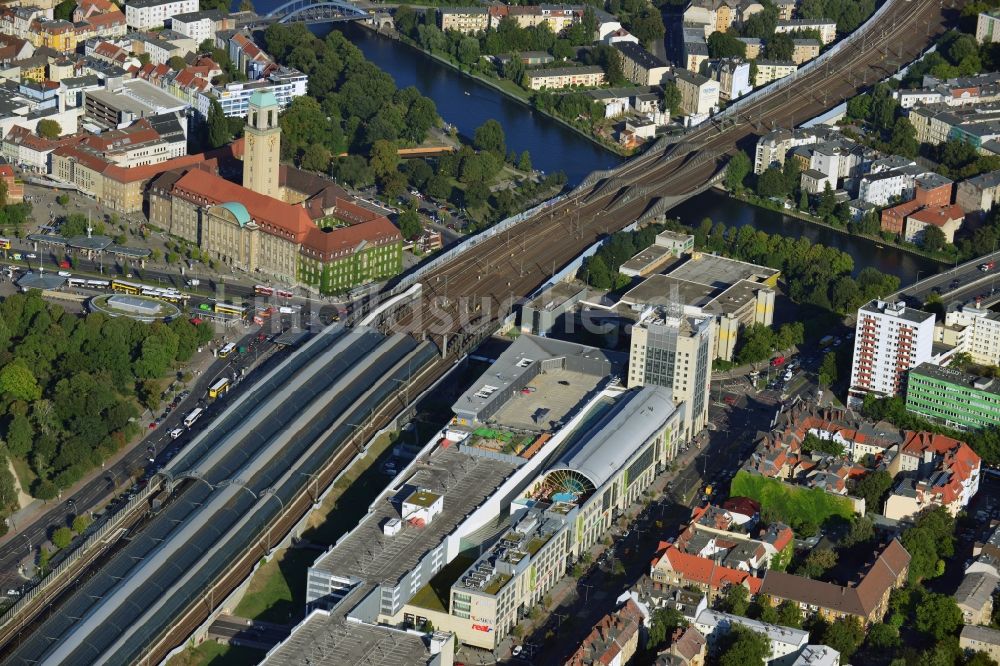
[195,68,308,118]
[675,69,720,116]
[683,0,765,37]
[437,7,489,33]
[907,363,1000,430]
[614,41,670,86]
[883,431,981,521]
[978,10,1000,44]
[695,610,809,663]
[566,599,643,666]
[126,0,198,30]
[169,9,231,43]
[956,169,1000,222]
[791,38,820,64]
[943,306,1000,366]
[525,65,605,90]
[713,58,751,100]
[774,18,836,44]
[753,60,797,87]
[849,299,936,403]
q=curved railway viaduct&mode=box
[385,0,959,352]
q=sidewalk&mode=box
[495,444,705,661]
[0,345,222,548]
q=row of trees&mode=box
[692,217,900,315]
[580,223,674,290]
[0,291,213,529]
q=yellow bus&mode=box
[214,302,247,318]
[111,279,142,295]
[0,238,10,250]
[218,342,236,359]
[208,376,230,398]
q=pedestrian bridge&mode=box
[264,0,368,24]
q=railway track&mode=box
[390,0,955,345]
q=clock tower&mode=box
[243,90,280,199]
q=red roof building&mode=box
[565,599,645,666]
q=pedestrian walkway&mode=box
[493,445,705,662]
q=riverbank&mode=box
[718,185,952,267]
[360,23,632,158]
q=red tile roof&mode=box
[171,169,312,242]
[652,543,763,594]
[565,599,644,666]
[907,204,965,227]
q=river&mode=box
[338,24,623,185]
[267,20,940,283]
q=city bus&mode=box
[254,285,274,296]
[0,238,10,250]
[111,279,142,295]
[214,302,247,318]
[86,279,110,289]
[183,407,203,428]
[67,278,88,288]
[218,342,236,358]
[208,376,230,399]
[156,289,188,304]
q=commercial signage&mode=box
[472,624,493,633]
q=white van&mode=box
[169,428,184,439]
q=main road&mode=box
[388,0,957,349]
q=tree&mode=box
[53,0,74,20]
[168,55,188,71]
[853,470,893,512]
[663,82,681,116]
[517,150,532,172]
[646,607,685,650]
[37,119,61,139]
[801,433,844,456]
[796,548,837,579]
[52,526,73,550]
[756,166,787,198]
[915,592,963,640]
[720,583,750,616]
[72,514,92,534]
[301,144,332,173]
[629,7,665,48]
[458,37,480,65]
[474,119,506,157]
[817,182,836,220]
[776,600,802,628]
[369,140,399,181]
[821,617,864,661]
[206,99,231,149]
[920,225,947,252]
[239,0,255,10]
[725,151,751,192]
[818,351,838,386]
[583,254,612,289]
[888,117,919,158]
[398,208,422,240]
[843,515,875,547]
[708,31,748,59]
[717,625,770,666]
[0,360,42,401]
[766,32,794,61]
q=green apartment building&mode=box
[906,362,1000,430]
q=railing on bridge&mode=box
[265,0,368,23]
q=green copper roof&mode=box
[248,89,278,109]
[220,201,251,227]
